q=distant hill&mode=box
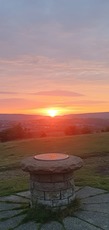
[0,114,41,121]
[0,112,109,121]
[64,112,109,119]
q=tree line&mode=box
[0,123,109,143]
[0,124,31,142]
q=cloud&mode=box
[0,97,107,109]
[0,89,84,97]
[51,99,108,108]
[0,1,109,113]
[0,91,18,95]
[0,55,109,114]
[0,0,109,61]
[0,56,109,85]
[30,90,84,97]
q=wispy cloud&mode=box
[0,91,19,95]
[0,97,108,109]
[0,89,83,97]
[0,56,109,86]
[30,90,84,97]
[0,55,109,114]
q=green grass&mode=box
[0,174,29,196]
[0,132,109,196]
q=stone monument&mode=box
[21,153,83,209]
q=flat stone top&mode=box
[21,154,83,174]
[34,153,69,161]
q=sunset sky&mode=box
[0,0,109,115]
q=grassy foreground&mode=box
[0,132,109,196]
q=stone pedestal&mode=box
[21,153,83,209]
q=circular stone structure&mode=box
[21,153,83,209]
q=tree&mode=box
[0,124,27,142]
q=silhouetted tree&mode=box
[0,124,31,142]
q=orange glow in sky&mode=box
[0,1,109,115]
[47,108,58,117]
[30,107,73,116]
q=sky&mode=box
[0,0,109,115]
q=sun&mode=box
[47,109,58,117]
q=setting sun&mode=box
[47,109,58,117]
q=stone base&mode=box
[30,172,76,209]
[21,154,83,209]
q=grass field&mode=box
[0,132,109,196]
